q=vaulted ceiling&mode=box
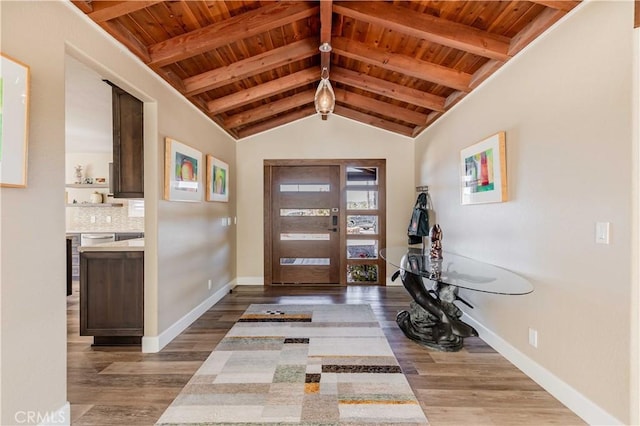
[70,0,581,139]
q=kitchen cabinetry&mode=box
[66,238,72,296]
[80,250,144,345]
[116,232,144,241]
[110,83,144,198]
[66,234,80,279]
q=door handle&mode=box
[327,227,338,232]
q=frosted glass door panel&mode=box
[347,191,378,210]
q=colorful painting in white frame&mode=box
[164,137,203,202]
[460,131,507,205]
[206,155,229,202]
[0,53,30,187]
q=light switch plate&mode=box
[595,222,610,244]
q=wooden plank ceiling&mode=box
[71,0,580,139]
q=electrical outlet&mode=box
[106,216,112,223]
[234,216,237,225]
[90,216,96,223]
[528,328,538,348]
[208,279,212,290]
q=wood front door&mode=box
[267,165,341,284]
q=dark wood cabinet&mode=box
[80,251,144,345]
[67,233,80,279]
[110,83,144,198]
[115,232,144,241]
[66,238,72,296]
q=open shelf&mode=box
[66,183,109,188]
[66,203,123,207]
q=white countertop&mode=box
[67,230,144,234]
[79,238,144,252]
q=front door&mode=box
[269,165,341,284]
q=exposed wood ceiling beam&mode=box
[320,0,333,72]
[508,7,567,56]
[469,59,502,89]
[99,20,152,63]
[237,106,317,139]
[528,1,581,12]
[71,1,93,14]
[225,90,315,129]
[206,68,318,114]
[331,67,445,112]
[334,89,427,126]
[148,2,319,67]
[87,1,163,23]
[334,105,414,137]
[332,37,472,92]
[184,38,318,96]
[334,2,511,61]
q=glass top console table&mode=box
[380,247,533,351]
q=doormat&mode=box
[156,304,428,425]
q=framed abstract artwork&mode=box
[164,137,203,202]
[0,53,30,188]
[206,155,229,202]
[460,131,507,205]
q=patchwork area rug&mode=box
[156,304,429,425]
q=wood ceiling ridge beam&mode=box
[528,1,581,12]
[206,68,318,114]
[331,37,471,93]
[508,7,568,56]
[147,2,319,67]
[320,0,333,72]
[87,1,164,23]
[184,38,318,96]
[225,90,315,129]
[333,2,511,62]
[334,89,428,126]
[331,67,445,112]
[237,106,317,139]
[334,105,414,137]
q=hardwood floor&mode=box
[67,284,585,425]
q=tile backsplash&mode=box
[66,199,144,232]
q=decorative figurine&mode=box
[74,165,83,184]
[428,258,442,281]
[429,224,443,260]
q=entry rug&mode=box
[156,304,429,425]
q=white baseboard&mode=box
[237,276,404,286]
[236,276,264,285]
[463,313,622,426]
[38,401,69,425]
[142,281,234,353]
[386,276,403,286]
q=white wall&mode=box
[236,114,415,283]
[414,2,634,423]
[0,1,236,423]
[631,20,640,426]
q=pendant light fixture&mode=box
[314,43,335,118]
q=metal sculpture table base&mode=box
[396,269,478,352]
